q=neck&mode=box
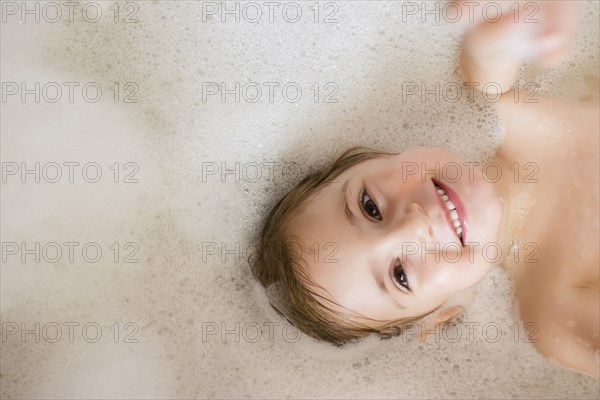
[491,150,535,271]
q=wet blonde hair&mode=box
[250,146,438,346]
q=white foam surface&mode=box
[1,1,599,398]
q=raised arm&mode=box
[455,0,585,159]
[456,0,578,93]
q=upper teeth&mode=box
[435,184,463,240]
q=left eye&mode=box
[360,190,381,221]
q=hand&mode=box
[453,1,578,94]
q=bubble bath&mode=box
[1,1,598,398]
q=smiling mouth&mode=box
[433,180,465,244]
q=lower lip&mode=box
[433,179,468,243]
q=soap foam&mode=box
[1,1,598,398]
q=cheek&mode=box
[423,257,490,294]
[456,253,493,288]
[389,149,464,184]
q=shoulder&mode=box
[496,92,599,165]
[520,285,599,378]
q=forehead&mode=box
[289,168,385,320]
[290,178,345,259]
[293,154,389,221]
[291,171,347,237]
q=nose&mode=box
[398,202,434,243]
[374,201,435,257]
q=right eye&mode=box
[392,261,410,292]
[360,190,381,221]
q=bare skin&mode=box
[492,89,600,377]
[460,0,599,377]
[289,0,598,378]
[291,94,599,377]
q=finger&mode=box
[531,2,578,66]
[449,0,578,37]
[459,8,533,92]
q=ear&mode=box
[419,306,464,341]
[435,306,464,324]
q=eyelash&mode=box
[359,189,382,221]
[359,189,411,293]
[392,261,411,292]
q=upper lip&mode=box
[432,179,465,245]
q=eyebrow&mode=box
[342,179,405,309]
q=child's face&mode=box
[290,147,504,328]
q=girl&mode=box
[251,1,598,378]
